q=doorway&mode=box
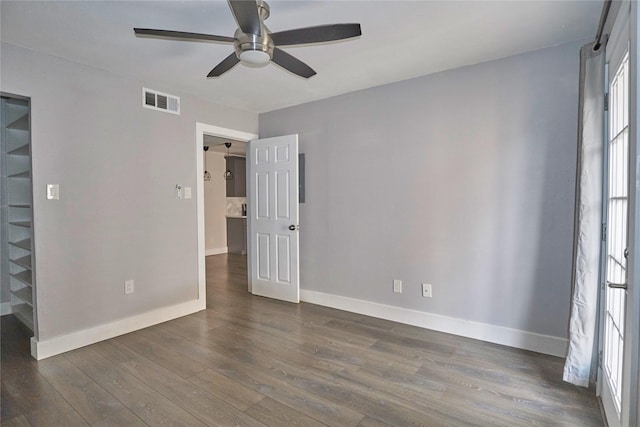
[203,136,248,257]
[601,49,629,427]
[195,123,257,297]
[1,93,37,339]
[598,4,632,425]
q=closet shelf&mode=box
[8,145,29,156]
[8,171,30,179]
[10,270,32,287]
[10,255,32,270]
[11,287,33,306]
[9,239,31,251]
[12,304,33,331]
[9,221,31,228]
[7,114,29,131]
[6,98,28,107]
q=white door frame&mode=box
[599,2,635,425]
[624,1,639,424]
[195,123,258,300]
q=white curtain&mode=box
[563,43,605,387]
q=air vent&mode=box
[142,87,180,115]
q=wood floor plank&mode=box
[224,325,348,379]
[245,397,327,427]
[88,408,149,427]
[2,360,88,426]
[23,405,89,427]
[63,346,208,426]
[112,347,267,426]
[356,416,393,427]
[35,355,146,426]
[142,327,366,427]
[198,313,415,375]
[417,354,601,413]
[198,359,364,427]
[235,344,481,426]
[328,317,457,359]
[442,382,600,427]
[1,383,25,422]
[177,324,459,426]
[184,323,347,380]
[219,310,425,378]
[203,309,429,373]
[0,414,32,427]
[186,366,265,412]
[115,331,208,379]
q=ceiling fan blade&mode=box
[207,53,240,77]
[134,28,234,43]
[227,0,261,36]
[270,23,361,46]
[272,48,316,79]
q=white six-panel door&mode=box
[247,135,299,303]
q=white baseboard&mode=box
[300,290,568,357]
[1,302,12,316]
[205,247,228,256]
[30,298,205,360]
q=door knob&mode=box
[289,224,299,231]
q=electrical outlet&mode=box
[393,279,402,293]
[125,280,135,295]
[422,283,432,298]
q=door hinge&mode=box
[598,350,603,368]
[604,93,609,111]
[602,224,607,241]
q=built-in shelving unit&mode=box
[1,94,36,334]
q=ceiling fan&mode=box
[134,0,361,79]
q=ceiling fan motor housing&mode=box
[234,29,274,64]
[234,0,273,65]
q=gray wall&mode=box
[0,43,258,340]
[260,41,581,339]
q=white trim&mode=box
[0,302,12,316]
[197,124,258,144]
[205,247,228,256]
[300,290,568,357]
[30,299,204,360]
[195,123,257,295]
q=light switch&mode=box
[184,186,192,199]
[47,184,59,200]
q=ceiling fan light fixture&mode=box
[239,49,271,65]
[234,29,274,66]
[135,0,362,78]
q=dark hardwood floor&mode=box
[2,254,604,426]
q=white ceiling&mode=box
[1,1,602,113]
